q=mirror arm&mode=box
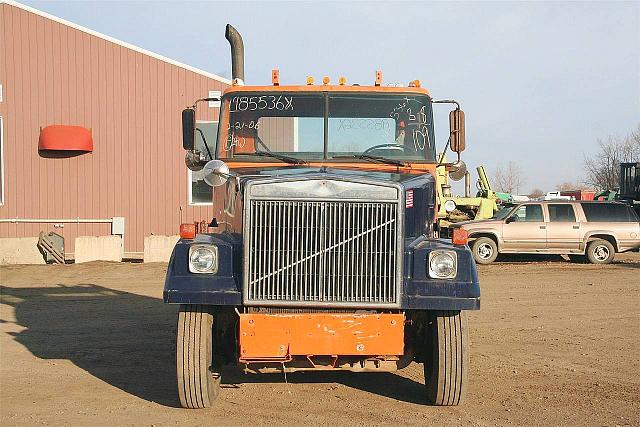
[432,99,461,110]
[195,128,214,160]
[190,97,221,109]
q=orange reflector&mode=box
[322,76,330,85]
[180,223,196,240]
[272,69,280,86]
[452,228,468,245]
[338,76,347,85]
[375,70,382,86]
[306,76,314,85]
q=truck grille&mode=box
[245,200,400,307]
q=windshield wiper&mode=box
[332,154,407,167]
[239,151,308,165]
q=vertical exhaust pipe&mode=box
[225,24,244,84]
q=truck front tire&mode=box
[424,310,469,406]
[177,304,220,408]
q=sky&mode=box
[20,0,640,193]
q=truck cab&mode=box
[164,24,480,408]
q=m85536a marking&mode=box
[164,24,480,408]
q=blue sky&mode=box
[22,0,640,192]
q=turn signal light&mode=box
[180,223,196,240]
[452,228,468,245]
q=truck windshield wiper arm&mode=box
[332,154,406,167]
[239,151,308,165]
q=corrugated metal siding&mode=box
[0,3,228,253]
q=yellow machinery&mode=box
[437,163,499,227]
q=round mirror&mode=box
[203,160,230,187]
[449,160,467,181]
[185,151,204,171]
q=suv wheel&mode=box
[471,237,498,264]
[586,239,615,264]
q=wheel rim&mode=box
[593,244,610,261]
[477,243,494,260]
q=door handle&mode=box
[572,225,579,229]
[540,226,546,229]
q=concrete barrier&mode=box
[74,236,123,263]
[144,235,179,263]
[0,237,47,265]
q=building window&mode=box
[0,116,4,205]
[188,121,218,205]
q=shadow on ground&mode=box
[0,284,426,407]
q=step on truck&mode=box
[164,24,480,408]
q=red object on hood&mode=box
[38,125,93,152]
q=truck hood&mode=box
[232,165,436,239]
[232,165,421,186]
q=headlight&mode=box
[444,200,457,213]
[428,250,457,279]
[189,245,218,274]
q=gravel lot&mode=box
[1,253,639,426]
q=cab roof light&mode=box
[180,223,196,240]
[409,79,421,88]
[375,70,382,86]
[339,76,347,85]
[306,76,314,85]
[272,69,280,86]
[322,76,330,85]
[452,228,468,246]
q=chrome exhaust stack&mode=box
[225,24,245,85]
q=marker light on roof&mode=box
[306,76,314,85]
[339,76,347,85]
[322,76,330,85]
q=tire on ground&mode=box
[471,237,498,264]
[177,304,220,408]
[586,239,615,264]
[424,310,469,406]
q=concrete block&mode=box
[74,236,123,263]
[144,235,179,263]
[0,237,46,265]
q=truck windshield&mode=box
[216,92,436,163]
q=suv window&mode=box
[548,204,576,222]
[511,204,543,222]
[581,203,638,222]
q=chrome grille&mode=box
[245,200,400,306]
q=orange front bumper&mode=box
[239,313,405,361]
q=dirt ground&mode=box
[1,253,639,426]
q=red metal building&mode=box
[0,1,229,255]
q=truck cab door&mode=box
[545,203,581,252]
[502,204,547,251]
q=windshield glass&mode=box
[492,205,516,220]
[216,92,435,162]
